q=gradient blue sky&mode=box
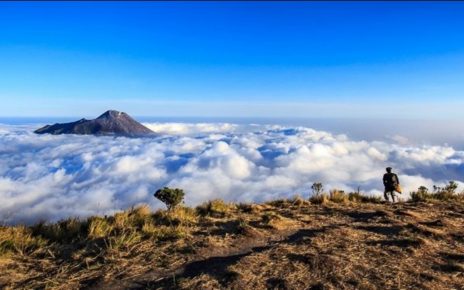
[1,1,464,118]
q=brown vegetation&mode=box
[1,194,464,289]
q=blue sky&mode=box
[1,2,464,118]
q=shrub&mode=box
[154,187,185,211]
[435,181,459,200]
[410,186,431,202]
[410,182,462,202]
[311,182,324,197]
[445,181,458,194]
[309,182,334,204]
[434,190,456,201]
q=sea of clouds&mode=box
[1,122,464,224]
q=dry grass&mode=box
[196,199,236,217]
[153,206,198,226]
[289,195,311,207]
[310,190,382,205]
[88,217,113,239]
[348,191,383,203]
[329,189,349,203]
[0,226,47,256]
[309,193,329,204]
[1,197,464,289]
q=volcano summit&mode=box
[34,110,154,137]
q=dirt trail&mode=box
[93,228,299,290]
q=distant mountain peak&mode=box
[97,110,127,120]
[34,110,154,137]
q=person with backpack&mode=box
[383,167,401,202]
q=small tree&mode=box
[418,186,429,195]
[311,182,323,197]
[154,187,185,211]
[410,185,431,202]
[445,181,458,194]
[433,185,442,193]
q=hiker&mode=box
[383,167,401,202]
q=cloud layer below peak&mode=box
[1,122,463,224]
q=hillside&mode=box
[1,197,464,289]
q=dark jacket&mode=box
[383,173,399,192]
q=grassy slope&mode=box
[1,197,464,290]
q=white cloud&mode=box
[1,123,463,224]
[143,122,237,135]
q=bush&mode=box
[309,182,329,204]
[445,181,458,194]
[154,187,185,211]
[410,182,463,202]
[410,186,431,202]
[311,182,324,197]
[435,181,459,200]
